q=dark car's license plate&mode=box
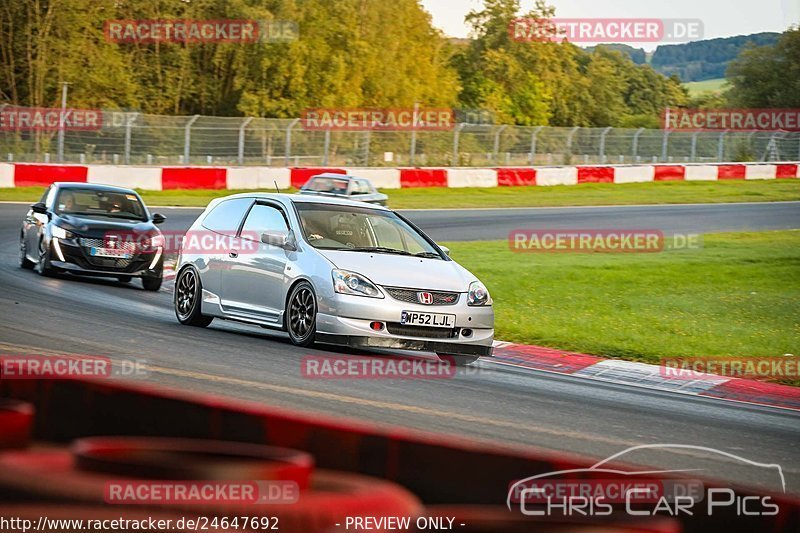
[90,247,132,259]
[400,311,455,328]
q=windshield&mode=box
[301,177,350,195]
[55,188,147,221]
[295,203,441,257]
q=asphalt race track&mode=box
[1,201,798,496]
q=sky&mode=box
[419,0,799,49]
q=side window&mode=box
[240,203,289,242]
[201,198,253,237]
[352,180,369,195]
[43,186,56,208]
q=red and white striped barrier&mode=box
[492,343,800,412]
[1,162,797,190]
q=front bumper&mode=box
[316,292,494,357]
[51,238,161,277]
[315,333,493,356]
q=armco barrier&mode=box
[0,162,798,190]
[1,378,799,532]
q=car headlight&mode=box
[51,225,75,240]
[467,280,492,306]
[332,269,383,298]
[145,234,165,248]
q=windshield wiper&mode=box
[415,251,442,259]
[345,246,413,256]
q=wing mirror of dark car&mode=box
[439,245,450,256]
[151,213,167,225]
[31,202,48,215]
[261,230,297,251]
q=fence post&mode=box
[660,130,671,162]
[690,131,699,162]
[124,113,138,165]
[323,129,331,166]
[717,131,728,162]
[409,102,419,165]
[237,117,253,165]
[284,118,300,166]
[632,128,645,161]
[599,126,612,163]
[493,125,507,162]
[566,126,579,160]
[184,115,200,164]
[528,126,543,164]
[452,123,465,165]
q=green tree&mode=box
[727,27,800,107]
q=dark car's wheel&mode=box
[286,281,316,347]
[35,239,54,276]
[19,238,34,270]
[142,275,162,291]
[437,353,480,366]
[117,276,132,283]
[174,267,212,327]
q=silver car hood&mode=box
[317,250,474,292]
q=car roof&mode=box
[307,173,373,183]
[53,182,140,195]
[308,173,354,180]
[217,192,389,211]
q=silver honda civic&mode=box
[173,193,493,365]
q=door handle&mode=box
[229,250,238,258]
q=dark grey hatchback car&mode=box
[19,182,167,291]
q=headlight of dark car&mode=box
[467,280,492,306]
[51,225,77,240]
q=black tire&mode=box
[19,238,34,270]
[141,275,162,291]
[437,353,480,366]
[35,239,54,277]
[117,276,132,283]
[174,267,212,326]
[286,281,316,347]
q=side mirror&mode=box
[439,245,450,256]
[261,230,296,251]
[31,202,48,215]
[151,213,166,225]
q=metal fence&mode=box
[2,107,799,166]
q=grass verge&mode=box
[445,230,799,364]
[1,180,798,209]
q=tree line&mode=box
[0,0,795,127]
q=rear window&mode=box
[302,177,350,194]
[201,198,253,237]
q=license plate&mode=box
[90,247,132,259]
[400,311,455,328]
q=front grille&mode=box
[386,322,459,339]
[79,237,138,252]
[383,287,460,306]
[79,237,137,268]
